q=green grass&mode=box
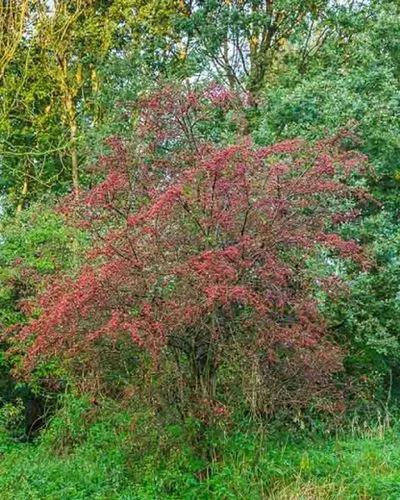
[1,399,400,499]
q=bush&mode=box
[16,86,370,424]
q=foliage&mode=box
[0,0,182,208]
[0,203,85,440]
[251,0,400,399]
[324,213,400,394]
[254,34,400,195]
[0,397,400,498]
[178,0,374,92]
[0,0,399,494]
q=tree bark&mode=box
[64,90,79,197]
[16,171,28,213]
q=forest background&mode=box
[0,1,399,498]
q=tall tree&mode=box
[180,0,374,93]
[0,0,183,209]
[0,0,30,80]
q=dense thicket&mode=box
[0,0,399,495]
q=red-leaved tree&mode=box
[16,85,370,418]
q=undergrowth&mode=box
[1,395,400,499]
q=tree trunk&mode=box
[16,172,28,213]
[70,119,79,197]
[64,91,79,197]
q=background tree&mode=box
[0,0,182,209]
[0,0,30,80]
[178,0,374,92]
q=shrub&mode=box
[16,86,370,421]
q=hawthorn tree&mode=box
[16,85,370,419]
